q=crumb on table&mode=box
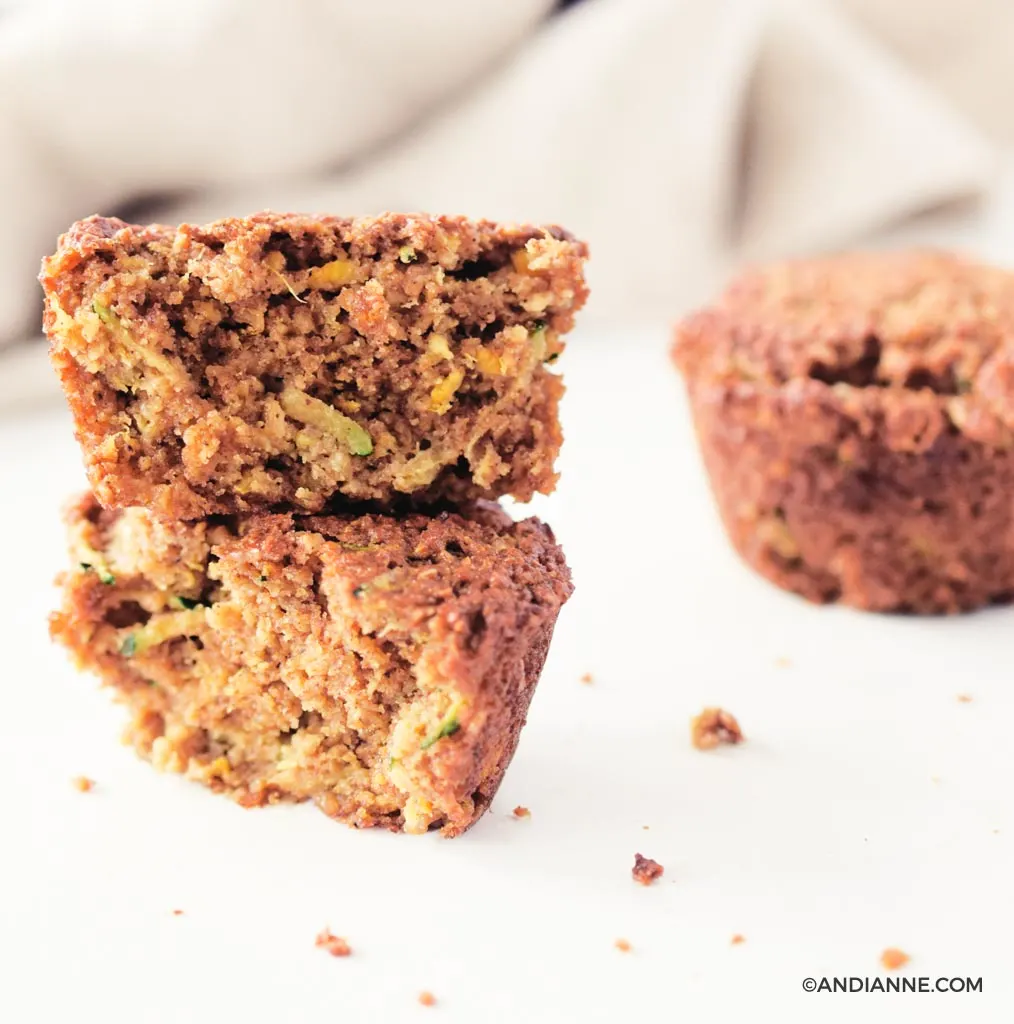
[731,934,745,945]
[580,673,593,684]
[72,776,94,792]
[615,938,632,953]
[315,929,352,957]
[690,707,744,751]
[956,694,973,703]
[632,853,664,885]
[512,805,531,819]
[880,948,910,971]
[775,656,791,668]
[418,992,437,1007]
[172,909,184,917]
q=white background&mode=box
[1,331,1011,1023]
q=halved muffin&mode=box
[42,211,588,518]
[51,492,573,834]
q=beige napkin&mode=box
[0,0,1002,372]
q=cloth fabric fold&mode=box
[0,0,1004,361]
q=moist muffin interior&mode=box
[41,212,589,516]
[50,493,573,834]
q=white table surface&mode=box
[1,331,1011,1024]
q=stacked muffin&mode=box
[42,212,587,835]
[673,250,1014,614]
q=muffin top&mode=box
[672,251,1014,396]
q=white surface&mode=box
[1,333,1011,1024]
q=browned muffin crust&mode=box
[673,251,1014,613]
[632,854,664,885]
[42,212,588,518]
[51,492,573,835]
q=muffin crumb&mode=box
[614,938,632,953]
[880,948,910,971]
[172,909,184,916]
[512,806,531,819]
[418,992,436,1007]
[731,934,745,945]
[775,656,792,668]
[315,929,352,957]
[580,673,593,684]
[50,492,572,837]
[691,707,744,750]
[43,212,588,517]
[72,776,94,792]
[957,693,973,703]
[632,854,664,885]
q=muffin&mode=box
[40,212,588,519]
[672,250,1014,613]
[51,492,573,835]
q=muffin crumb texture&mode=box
[50,492,572,836]
[41,212,588,519]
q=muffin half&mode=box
[51,493,573,834]
[41,212,588,518]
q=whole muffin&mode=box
[672,250,1014,613]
